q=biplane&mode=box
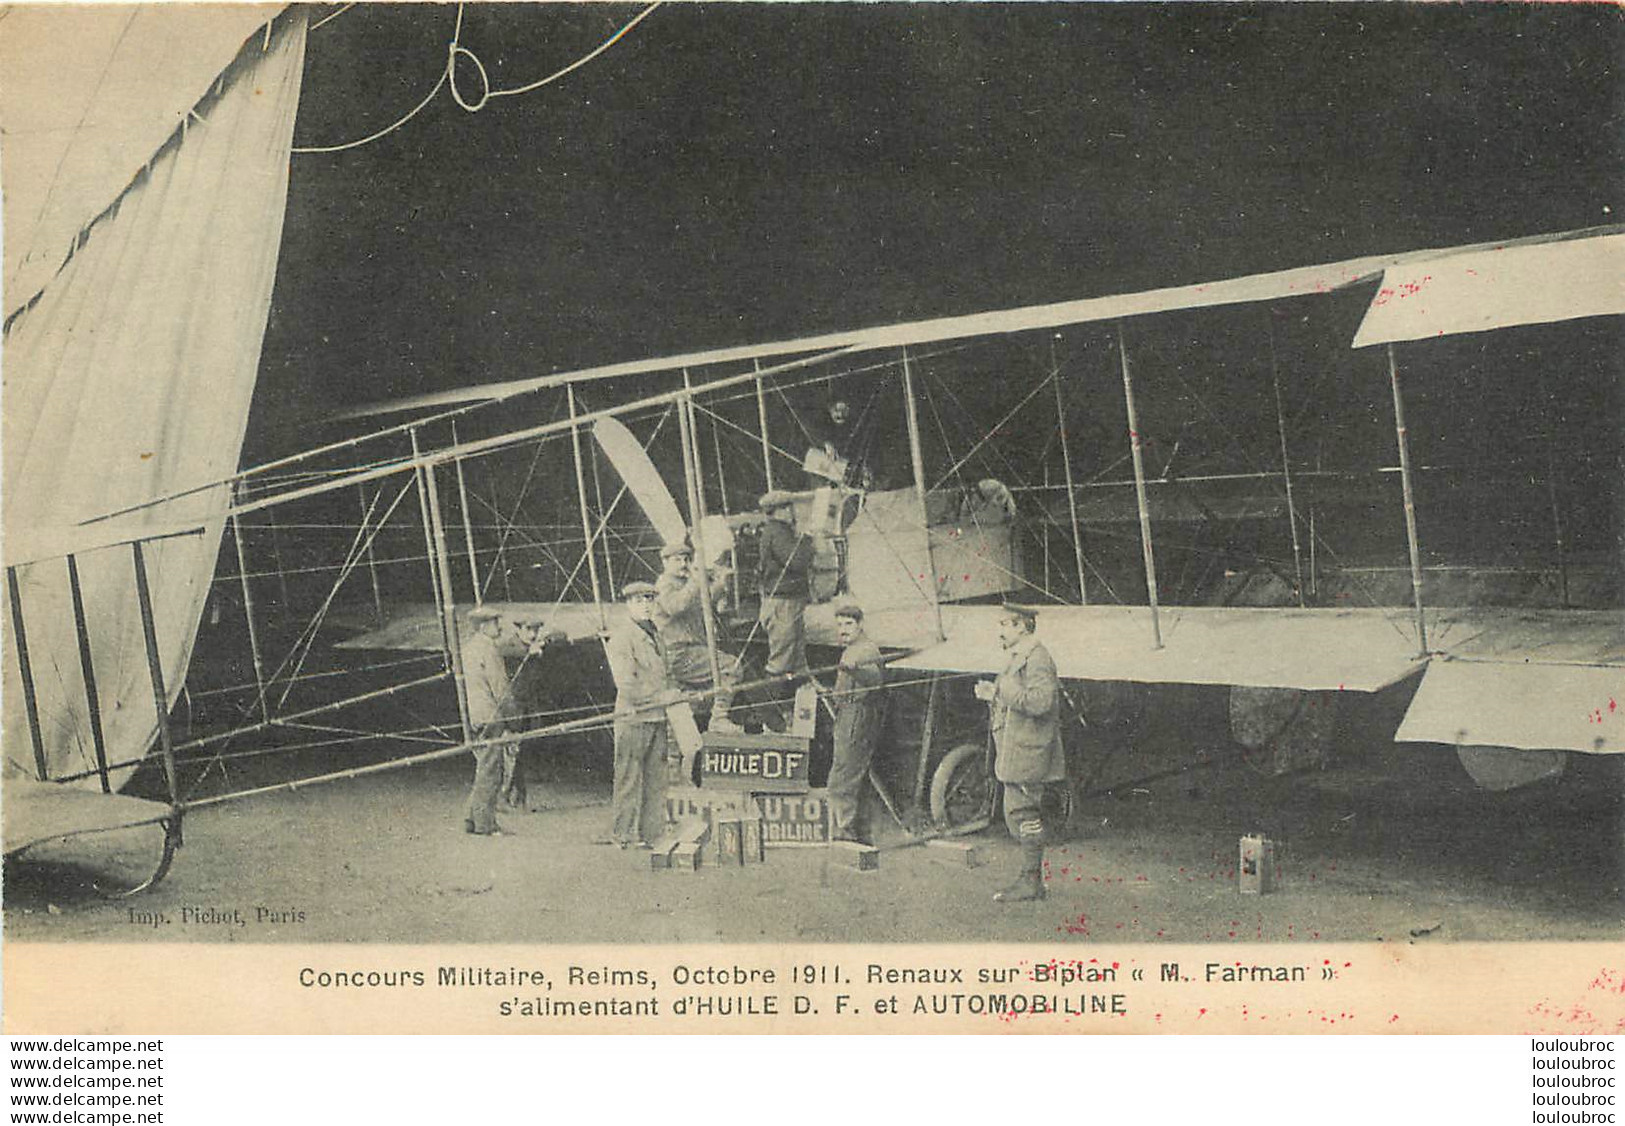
[4,7,1620,893]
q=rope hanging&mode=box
[293,2,663,154]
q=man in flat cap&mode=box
[603,581,679,848]
[824,603,886,843]
[498,614,569,810]
[973,602,1064,901]
[461,606,513,836]
[756,491,815,706]
[653,538,741,734]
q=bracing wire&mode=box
[293,71,448,155]
[293,2,663,153]
[483,2,663,102]
[309,3,356,33]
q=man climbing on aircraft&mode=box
[974,602,1065,902]
[653,539,741,734]
[823,603,887,844]
[604,581,681,849]
[461,606,514,837]
[756,491,816,724]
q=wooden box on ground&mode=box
[925,838,985,868]
[665,786,748,829]
[670,841,704,871]
[751,789,830,848]
[829,839,879,871]
[652,814,711,871]
[711,809,767,866]
[699,731,812,792]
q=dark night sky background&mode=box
[252,2,1622,451]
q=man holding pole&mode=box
[973,602,1064,902]
[499,614,567,810]
[604,581,680,849]
[653,539,740,733]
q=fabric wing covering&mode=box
[885,605,1426,692]
[1352,230,1625,347]
[1,12,307,794]
[1395,608,1625,757]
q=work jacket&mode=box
[990,634,1066,784]
[653,569,728,653]
[462,630,510,733]
[758,517,814,601]
[832,634,886,750]
[604,617,675,724]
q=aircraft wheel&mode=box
[1229,687,1339,776]
[929,741,992,832]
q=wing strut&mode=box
[413,428,474,743]
[131,541,180,805]
[678,373,726,695]
[568,385,608,631]
[754,358,775,492]
[1386,344,1428,656]
[1267,315,1306,608]
[7,567,49,781]
[357,484,385,619]
[451,420,482,607]
[1117,324,1163,649]
[900,347,945,642]
[231,485,272,724]
[422,458,475,744]
[1051,337,1089,605]
[65,555,112,792]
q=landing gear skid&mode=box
[92,814,181,899]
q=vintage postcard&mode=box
[2,2,1620,1035]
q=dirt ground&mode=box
[6,740,1620,946]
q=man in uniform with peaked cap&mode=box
[973,601,1065,901]
[603,580,679,848]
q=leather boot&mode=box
[994,835,1046,902]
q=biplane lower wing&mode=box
[1394,609,1624,756]
[334,602,622,651]
[2,779,171,856]
[338,602,1621,763]
[886,604,1428,692]
[341,601,1435,691]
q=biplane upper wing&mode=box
[1352,231,1625,348]
[340,226,1625,422]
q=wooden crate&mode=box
[699,731,812,792]
[665,786,747,829]
[711,810,767,866]
[752,790,830,848]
